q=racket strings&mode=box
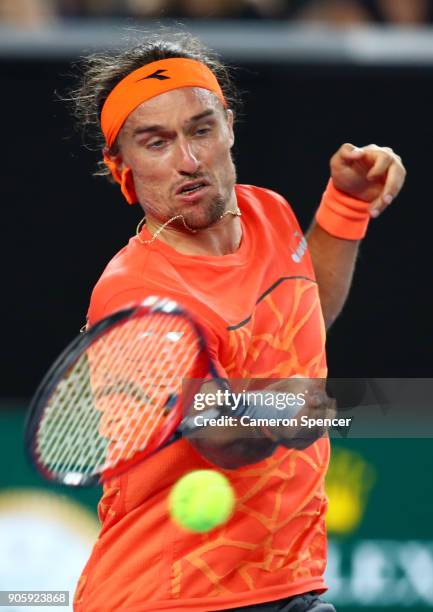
[47,315,156,474]
[80,314,196,471]
[44,314,171,470]
[42,361,105,474]
[39,359,98,470]
[41,314,156,470]
[41,318,184,476]
[37,312,202,478]
[107,316,189,459]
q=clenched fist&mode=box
[330,143,406,217]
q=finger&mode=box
[369,163,406,217]
[382,160,406,200]
[366,154,393,181]
[339,143,365,162]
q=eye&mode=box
[195,127,211,136]
[148,139,167,149]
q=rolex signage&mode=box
[325,442,433,609]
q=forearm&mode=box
[306,221,360,329]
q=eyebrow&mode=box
[132,109,216,137]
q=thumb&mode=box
[339,143,365,163]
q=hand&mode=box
[260,378,337,450]
[330,143,406,218]
[184,378,336,465]
[185,378,279,469]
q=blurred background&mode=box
[1,1,433,610]
[2,0,433,25]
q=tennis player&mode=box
[71,31,406,612]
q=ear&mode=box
[103,147,122,184]
[226,109,235,148]
[103,145,125,171]
[102,146,137,205]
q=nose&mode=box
[177,138,200,175]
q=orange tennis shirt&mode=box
[74,185,330,611]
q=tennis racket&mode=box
[25,296,223,487]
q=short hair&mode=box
[68,29,241,178]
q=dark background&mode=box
[3,58,432,398]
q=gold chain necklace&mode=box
[136,208,242,245]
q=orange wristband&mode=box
[315,179,371,240]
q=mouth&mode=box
[176,180,210,198]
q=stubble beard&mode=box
[171,192,227,231]
[170,161,237,232]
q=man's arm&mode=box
[307,222,359,329]
[307,143,406,329]
[192,144,406,467]
[186,379,336,469]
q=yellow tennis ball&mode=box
[169,470,235,533]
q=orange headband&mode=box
[101,57,227,148]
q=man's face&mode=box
[113,87,236,231]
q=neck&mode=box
[145,191,242,256]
